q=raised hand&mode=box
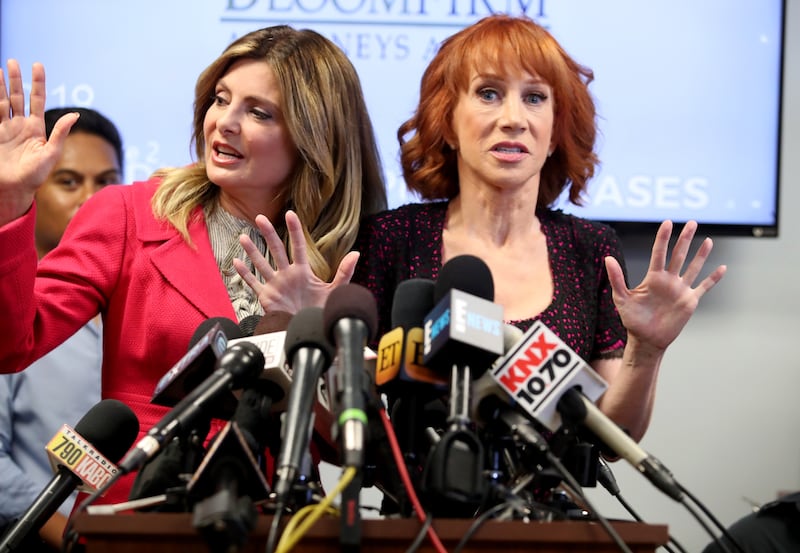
[604,220,727,353]
[0,59,78,224]
[233,210,359,314]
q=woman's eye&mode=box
[478,88,499,101]
[526,92,548,104]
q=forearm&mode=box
[595,336,664,442]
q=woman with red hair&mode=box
[353,14,726,443]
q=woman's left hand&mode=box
[604,220,726,353]
[233,210,359,314]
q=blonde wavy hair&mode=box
[152,26,386,281]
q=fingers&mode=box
[331,251,360,287]
[604,256,628,298]
[238,233,275,280]
[666,220,698,274]
[0,68,7,120]
[283,210,309,266]
[48,112,80,145]
[232,257,263,291]
[28,62,47,118]
[254,213,290,269]
[6,59,25,118]
[695,263,727,296]
[648,220,673,272]
[679,235,713,285]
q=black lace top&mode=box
[352,201,627,361]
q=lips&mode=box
[491,142,529,154]
[213,141,243,159]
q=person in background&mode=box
[0,107,123,551]
[350,13,726,443]
[0,24,386,507]
[702,492,800,553]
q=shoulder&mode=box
[363,201,447,225]
[540,209,622,254]
[359,201,447,236]
[86,178,160,215]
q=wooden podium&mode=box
[73,513,668,553]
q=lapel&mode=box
[134,183,236,321]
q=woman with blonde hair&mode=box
[0,25,386,505]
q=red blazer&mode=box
[0,178,239,504]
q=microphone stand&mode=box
[422,363,488,517]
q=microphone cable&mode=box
[273,466,355,553]
[404,513,433,553]
[596,457,688,553]
[502,419,635,553]
[379,408,448,553]
[676,482,746,553]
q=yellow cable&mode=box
[275,466,357,553]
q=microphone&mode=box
[129,318,243,506]
[322,284,378,553]
[227,313,294,412]
[556,387,683,500]
[423,255,504,377]
[231,311,294,457]
[420,255,503,516]
[273,307,335,503]
[490,320,608,432]
[323,283,378,469]
[238,314,262,337]
[491,319,682,500]
[375,278,445,390]
[375,278,446,483]
[118,342,265,475]
[0,400,139,553]
[151,317,243,419]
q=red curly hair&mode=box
[398,14,598,208]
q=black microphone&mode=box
[420,255,504,517]
[556,387,683,500]
[322,283,378,469]
[273,307,335,503]
[232,311,294,457]
[151,317,243,419]
[0,400,139,553]
[374,278,447,506]
[130,318,244,505]
[375,278,444,393]
[322,284,378,553]
[238,314,262,338]
[118,342,265,474]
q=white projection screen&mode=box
[0,0,786,236]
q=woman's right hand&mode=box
[0,59,78,224]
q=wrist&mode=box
[624,334,666,364]
[0,191,34,226]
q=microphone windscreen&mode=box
[323,283,378,341]
[254,310,293,335]
[390,278,435,329]
[190,317,242,348]
[435,255,494,302]
[284,307,335,362]
[74,399,140,463]
[238,314,262,337]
